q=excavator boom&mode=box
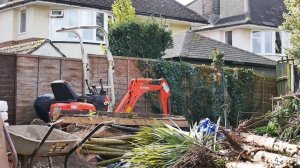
[115,78,171,115]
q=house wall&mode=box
[198,28,251,51]
[0,4,199,58]
[17,5,49,40]
[53,43,103,59]
[169,23,191,35]
[232,28,251,51]
[0,10,16,42]
[32,43,63,57]
[198,30,224,42]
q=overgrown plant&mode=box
[253,99,300,142]
[111,0,136,26]
[138,58,255,126]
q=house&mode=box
[0,0,207,58]
[0,38,65,57]
[164,31,277,77]
[187,0,289,61]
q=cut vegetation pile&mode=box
[73,99,300,167]
[81,134,134,167]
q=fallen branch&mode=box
[226,162,266,168]
[241,145,300,167]
[88,138,127,145]
[240,133,300,156]
[82,144,127,153]
[80,149,125,158]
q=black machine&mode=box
[34,79,110,122]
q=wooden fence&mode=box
[0,54,277,124]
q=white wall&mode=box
[32,43,63,57]
[17,5,49,40]
[232,28,251,51]
[53,42,104,58]
[0,10,16,42]
[198,30,224,42]
[198,28,251,51]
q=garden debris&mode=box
[174,145,227,168]
[81,135,133,167]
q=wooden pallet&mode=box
[61,114,189,127]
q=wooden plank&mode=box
[61,116,189,127]
[16,56,38,124]
[38,58,61,95]
[0,55,16,124]
[61,60,83,94]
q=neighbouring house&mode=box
[0,38,65,57]
[164,31,277,77]
[0,0,207,58]
[187,0,290,61]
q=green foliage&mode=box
[282,0,300,59]
[253,99,300,142]
[137,59,255,126]
[109,20,173,58]
[109,0,173,58]
[111,0,136,26]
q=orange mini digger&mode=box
[115,78,171,115]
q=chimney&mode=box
[203,0,220,24]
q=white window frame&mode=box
[19,9,27,34]
[49,9,111,44]
[251,31,262,54]
[251,30,288,56]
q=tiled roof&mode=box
[164,31,276,66]
[0,38,65,56]
[194,0,286,31]
[0,0,208,24]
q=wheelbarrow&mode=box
[7,119,113,168]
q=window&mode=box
[252,31,261,53]
[251,31,290,55]
[225,31,232,45]
[50,9,110,43]
[264,32,272,53]
[67,11,78,38]
[275,32,282,54]
[81,11,93,40]
[20,9,26,33]
[96,12,104,41]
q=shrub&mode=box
[109,20,173,58]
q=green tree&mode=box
[111,0,136,26]
[282,0,300,59]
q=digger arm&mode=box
[115,78,171,115]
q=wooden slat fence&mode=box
[0,54,278,124]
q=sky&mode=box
[176,0,194,5]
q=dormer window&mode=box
[251,31,289,55]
